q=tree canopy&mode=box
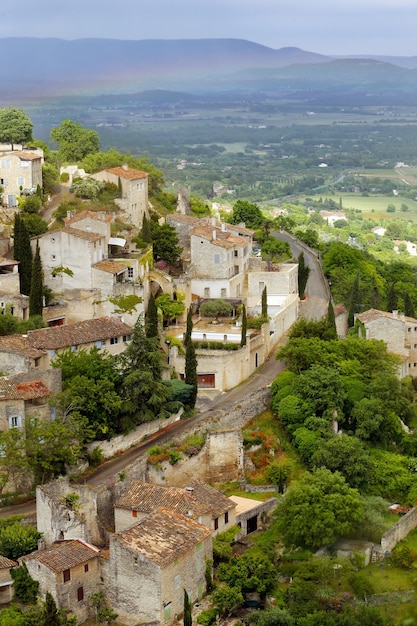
[50,119,99,162]
[0,107,33,148]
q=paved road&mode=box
[0,234,328,517]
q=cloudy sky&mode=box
[1,0,416,57]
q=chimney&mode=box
[212,230,216,240]
[122,164,129,170]
[393,310,398,318]
[221,222,226,232]
[211,216,216,226]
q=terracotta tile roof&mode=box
[0,555,17,569]
[22,540,99,573]
[190,224,249,249]
[0,335,45,359]
[64,210,113,225]
[105,166,148,181]
[12,152,42,162]
[200,217,254,237]
[61,227,104,242]
[0,257,18,268]
[0,378,52,401]
[93,260,129,274]
[356,308,416,324]
[116,482,207,519]
[116,507,211,567]
[116,479,235,520]
[26,317,132,350]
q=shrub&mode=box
[60,172,70,183]
[390,541,413,569]
[168,450,182,465]
[87,446,103,468]
[348,572,375,599]
[197,608,218,626]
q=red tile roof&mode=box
[0,378,52,401]
[105,166,148,181]
[0,555,17,569]
[116,507,211,566]
[0,335,45,359]
[22,540,99,573]
[64,210,113,225]
[190,224,249,249]
[93,260,129,274]
[61,227,104,242]
[26,317,132,350]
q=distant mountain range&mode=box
[2,37,417,99]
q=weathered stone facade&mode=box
[0,148,43,207]
[92,165,148,228]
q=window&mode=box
[214,254,220,264]
[84,564,89,573]
[0,178,8,185]
[110,337,119,345]
[214,517,219,530]
[21,160,30,168]
[123,335,131,342]
[34,357,40,368]
[51,254,56,261]
[50,407,56,421]
[128,267,134,278]
[63,569,71,583]
[17,177,24,186]
[221,288,227,298]
[234,250,238,257]
[0,160,10,168]
[204,288,210,298]
[164,603,172,621]
[71,345,78,352]
[174,575,180,590]
[225,511,229,524]
[132,510,138,518]
[77,586,84,601]
[49,350,56,357]
[95,340,105,348]
[8,416,22,429]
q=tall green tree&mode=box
[50,119,99,162]
[140,213,152,243]
[184,307,193,346]
[275,468,363,549]
[404,292,415,318]
[261,285,268,317]
[29,240,43,317]
[119,315,171,425]
[13,214,33,296]
[183,589,192,626]
[386,282,398,313]
[146,292,159,338]
[42,591,61,626]
[326,300,337,338]
[240,304,247,347]
[148,219,183,264]
[348,271,360,327]
[0,107,33,148]
[230,200,264,229]
[185,339,198,408]
[297,252,310,298]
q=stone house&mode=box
[106,507,212,625]
[0,555,17,604]
[0,148,43,208]
[114,478,237,536]
[0,377,53,431]
[21,539,101,624]
[355,308,415,378]
[0,257,29,320]
[0,316,133,371]
[34,210,145,324]
[92,165,148,228]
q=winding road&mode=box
[0,234,328,518]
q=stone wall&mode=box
[381,507,417,552]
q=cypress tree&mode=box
[117,176,122,196]
[42,591,61,626]
[348,271,360,328]
[185,339,198,408]
[297,252,310,298]
[387,282,398,313]
[404,292,415,318]
[14,214,33,296]
[141,214,152,243]
[145,292,158,338]
[327,300,337,337]
[184,306,193,346]
[240,304,247,347]
[261,285,267,317]
[183,589,192,626]
[29,240,43,317]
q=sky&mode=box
[1,0,417,57]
